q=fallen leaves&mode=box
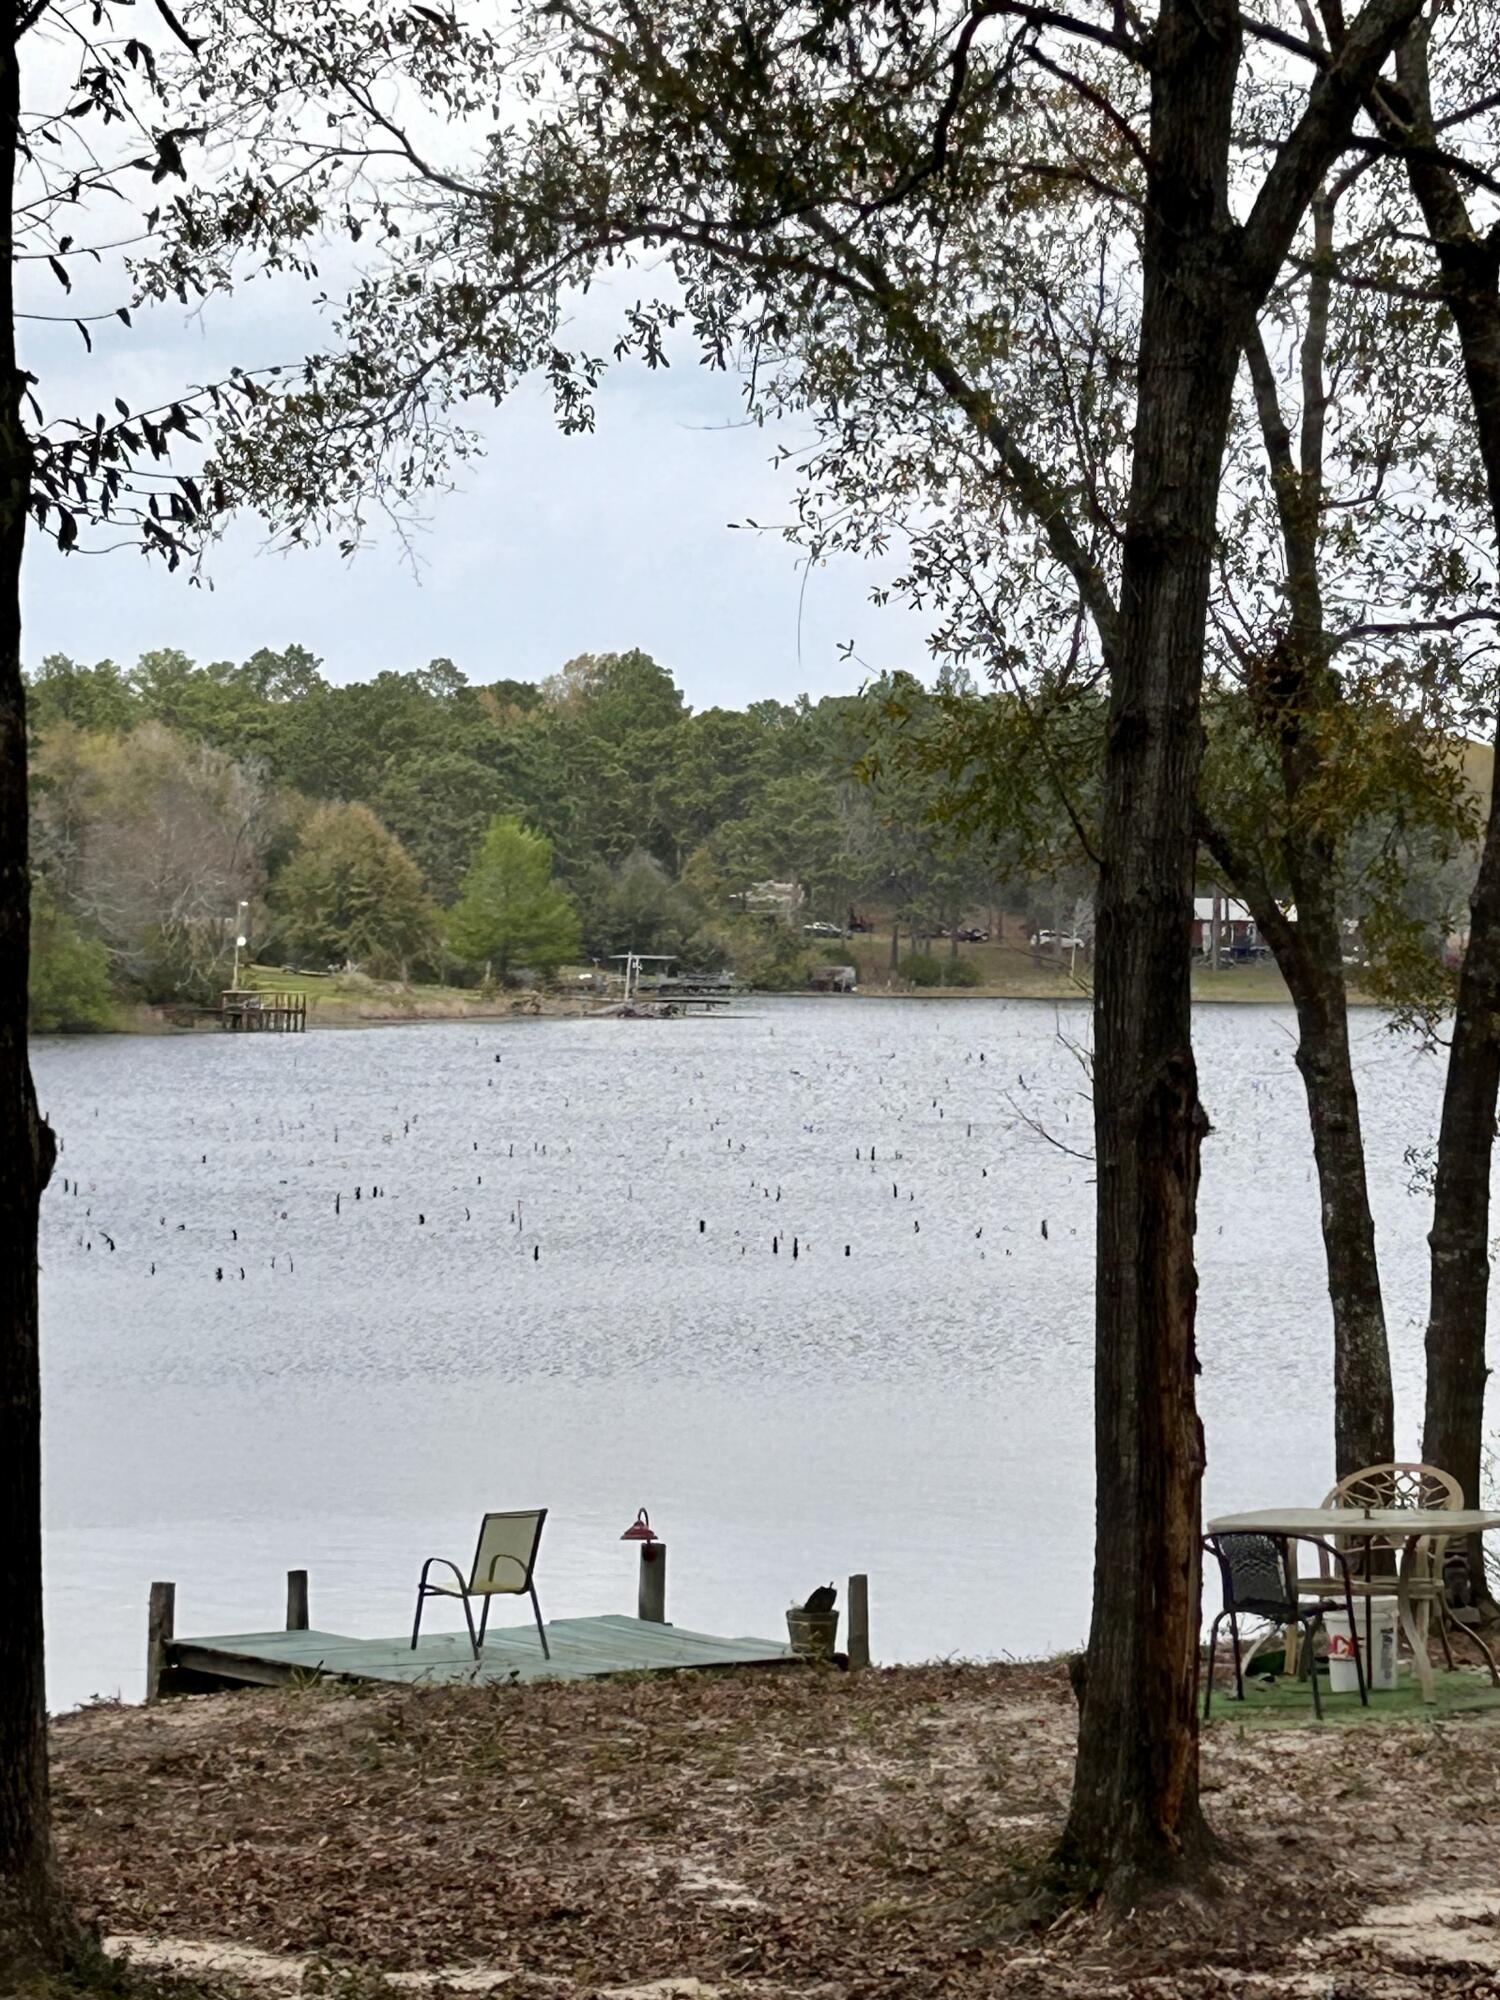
[47,1661,1500,1999]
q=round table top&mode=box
[1207,1506,1500,1538]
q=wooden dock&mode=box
[219,988,307,1033]
[157,1613,796,1695]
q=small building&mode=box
[1191,896,1258,958]
[808,964,857,992]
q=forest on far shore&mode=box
[25,642,1475,1030]
[25,644,1029,1027]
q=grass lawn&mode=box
[1204,1664,1500,1726]
[836,928,1319,1003]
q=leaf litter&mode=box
[47,1660,1500,1999]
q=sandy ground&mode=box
[45,1660,1500,1999]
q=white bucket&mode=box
[1324,1601,1400,1693]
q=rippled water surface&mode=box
[35,997,1453,1708]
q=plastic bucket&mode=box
[1325,1601,1399,1693]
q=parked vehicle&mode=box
[802,920,843,937]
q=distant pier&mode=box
[219,988,308,1033]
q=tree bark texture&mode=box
[0,15,65,1976]
[1053,0,1425,1894]
[1054,0,1241,1898]
[1388,30,1500,1567]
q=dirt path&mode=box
[50,1662,1500,1998]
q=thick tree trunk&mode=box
[1052,0,1243,1899]
[0,20,66,1980]
[1383,29,1500,1574]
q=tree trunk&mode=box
[1288,895,1393,1475]
[1053,0,1243,1899]
[1425,875,1500,1544]
[1204,855,1395,1478]
[1206,197,1396,1482]
[0,18,66,1978]
[1383,28,1500,1575]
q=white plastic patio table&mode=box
[1206,1507,1500,1704]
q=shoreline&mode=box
[54,970,1378,1035]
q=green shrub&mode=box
[30,892,115,1031]
[900,951,943,987]
[943,956,983,987]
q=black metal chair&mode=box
[1203,1531,1367,1720]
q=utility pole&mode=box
[231,899,249,987]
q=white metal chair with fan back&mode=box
[1294,1462,1498,1685]
[410,1509,550,1660]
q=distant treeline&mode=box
[24,646,1024,1026]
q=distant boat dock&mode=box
[219,988,308,1033]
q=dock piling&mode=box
[146,1581,175,1704]
[286,1569,309,1632]
[638,1543,667,1624]
[847,1573,870,1670]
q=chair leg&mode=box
[1435,1600,1457,1673]
[1342,1579,1368,1707]
[530,1583,550,1660]
[1459,1610,1500,1688]
[410,1585,427,1653]
[477,1593,492,1650]
[1205,1613,1223,1719]
[1306,1616,1323,1720]
[1228,1611,1245,1701]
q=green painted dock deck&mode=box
[163,1613,797,1694]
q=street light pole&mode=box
[232,899,249,988]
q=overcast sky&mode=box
[20,267,937,713]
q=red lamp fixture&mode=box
[620,1508,658,1544]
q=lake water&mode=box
[34,997,1457,1710]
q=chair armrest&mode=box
[417,1556,471,1596]
[1284,1533,1356,1590]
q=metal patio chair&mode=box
[1299,1461,1499,1686]
[1203,1531,1366,1720]
[410,1508,550,1660]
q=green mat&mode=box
[1203,1665,1500,1727]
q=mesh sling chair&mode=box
[1309,1462,1499,1688]
[1203,1531,1367,1720]
[411,1509,550,1660]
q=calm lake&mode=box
[35,996,1454,1710]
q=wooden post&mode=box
[286,1568,309,1631]
[146,1581,175,1704]
[848,1573,870,1670]
[638,1542,666,1623]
